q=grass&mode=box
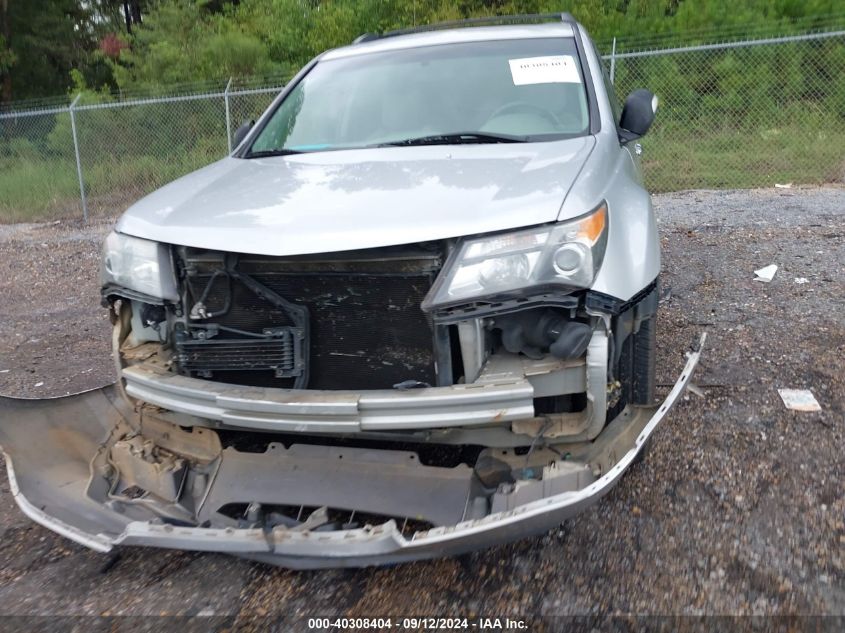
[0,157,84,222]
[0,147,221,223]
[644,115,845,192]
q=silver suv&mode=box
[0,14,703,568]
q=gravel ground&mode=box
[0,187,843,621]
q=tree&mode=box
[0,0,13,103]
[110,0,277,89]
[3,0,845,103]
[124,1,143,32]
[0,0,100,103]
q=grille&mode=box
[181,248,441,390]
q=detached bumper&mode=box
[0,337,704,569]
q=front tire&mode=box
[617,316,657,464]
[630,316,657,405]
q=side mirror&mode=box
[619,89,658,143]
[233,120,255,148]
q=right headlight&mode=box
[100,231,178,301]
[422,201,608,311]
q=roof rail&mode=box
[352,13,577,43]
[352,33,379,44]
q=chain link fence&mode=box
[0,107,81,222]
[1,29,844,223]
[0,82,284,222]
[607,30,845,192]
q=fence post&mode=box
[69,94,89,223]
[224,77,233,153]
[609,37,617,84]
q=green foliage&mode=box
[2,0,844,98]
[106,0,845,89]
[1,0,98,101]
[110,1,284,90]
[0,35,15,74]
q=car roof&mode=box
[322,22,578,62]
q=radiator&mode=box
[179,247,441,390]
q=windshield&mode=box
[247,38,590,155]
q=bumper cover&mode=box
[0,336,704,569]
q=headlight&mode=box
[422,202,608,311]
[101,231,178,301]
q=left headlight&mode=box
[422,201,608,311]
[101,231,178,301]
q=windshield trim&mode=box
[237,36,599,159]
[569,23,601,135]
[240,131,590,159]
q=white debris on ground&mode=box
[686,383,706,399]
[777,388,822,412]
[754,264,778,282]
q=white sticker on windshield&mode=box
[508,55,581,86]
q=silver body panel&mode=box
[322,23,577,61]
[115,138,596,259]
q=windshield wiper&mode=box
[380,132,528,147]
[245,148,304,158]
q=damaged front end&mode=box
[0,230,705,568]
[0,338,702,568]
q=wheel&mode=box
[619,316,657,406]
[631,316,657,405]
[617,317,657,464]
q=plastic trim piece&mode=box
[2,453,113,553]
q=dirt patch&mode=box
[0,217,114,397]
